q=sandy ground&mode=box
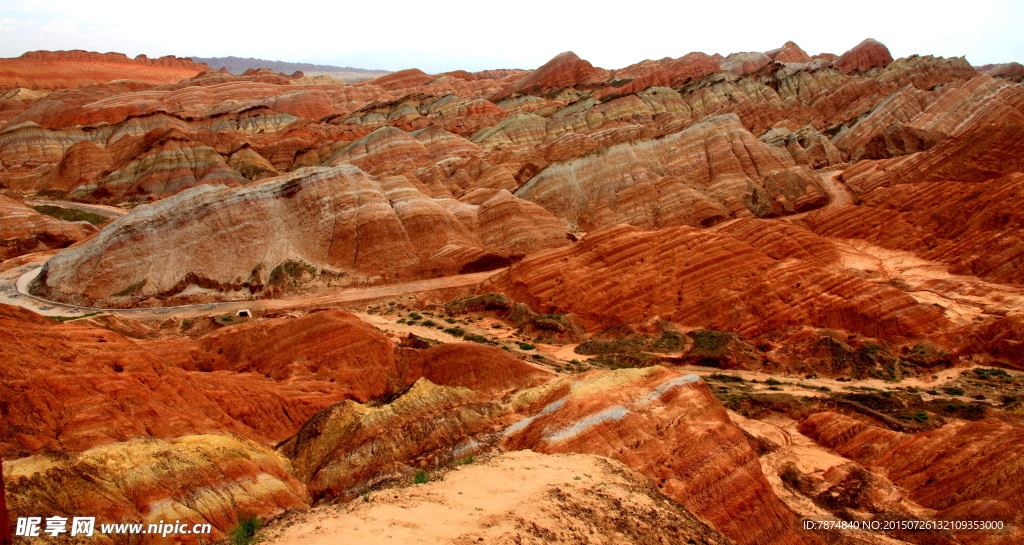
[261,451,659,545]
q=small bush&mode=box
[113,279,147,297]
[518,343,536,351]
[408,313,422,320]
[413,470,429,485]
[765,378,782,386]
[229,514,263,545]
[913,412,929,422]
[443,327,465,337]
[452,455,475,466]
[421,319,436,327]
[464,334,489,343]
[942,386,966,396]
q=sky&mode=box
[1,0,1023,73]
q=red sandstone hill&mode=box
[0,50,211,90]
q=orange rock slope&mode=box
[0,50,210,89]
[484,222,949,343]
[0,194,97,260]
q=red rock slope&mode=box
[0,194,97,260]
[0,50,210,90]
[484,222,950,342]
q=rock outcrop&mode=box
[514,115,827,230]
[799,412,1024,542]
[503,367,818,545]
[832,38,894,73]
[30,164,570,306]
[0,194,98,259]
[767,41,812,64]
[4,435,308,545]
[491,52,604,101]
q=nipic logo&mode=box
[13,517,212,537]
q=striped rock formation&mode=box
[30,165,570,306]
[799,412,1024,543]
[503,367,820,545]
[832,38,894,73]
[4,435,309,545]
[514,115,828,230]
[0,194,97,259]
[0,50,209,90]
[484,222,951,343]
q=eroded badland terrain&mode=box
[1,41,1024,544]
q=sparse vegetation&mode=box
[942,386,966,396]
[33,205,107,226]
[451,455,475,466]
[518,342,536,351]
[228,514,263,545]
[689,330,731,352]
[268,259,316,287]
[48,312,99,322]
[413,470,430,485]
[443,327,465,337]
[113,279,146,297]
[216,315,244,326]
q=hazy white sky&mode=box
[1,0,1022,72]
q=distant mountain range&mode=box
[190,56,390,79]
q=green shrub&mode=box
[518,343,536,351]
[48,312,100,323]
[33,205,107,226]
[913,412,929,422]
[228,514,263,545]
[464,334,489,343]
[451,455,475,466]
[421,320,436,327]
[113,279,146,297]
[408,313,422,320]
[413,470,429,485]
[942,386,966,396]
[443,327,465,337]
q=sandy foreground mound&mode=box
[261,450,730,545]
